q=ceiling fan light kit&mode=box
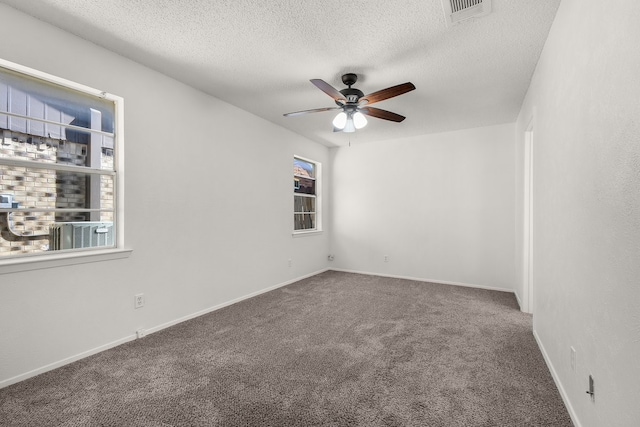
[332,112,347,129]
[352,111,367,129]
[284,73,415,133]
[332,110,367,133]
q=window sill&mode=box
[292,230,323,237]
[0,248,133,275]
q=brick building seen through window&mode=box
[0,63,120,257]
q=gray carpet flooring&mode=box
[0,271,572,426]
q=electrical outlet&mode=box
[134,293,145,309]
[384,255,389,262]
[288,258,292,267]
[136,329,146,339]
[570,346,576,371]
[328,254,334,261]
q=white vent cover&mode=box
[441,0,492,27]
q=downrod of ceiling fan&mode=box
[337,74,364,106]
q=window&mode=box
[294,156,320,232]
[0,59,123,260]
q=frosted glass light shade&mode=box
[353,111,367,129]
[343,117,356,133]
[332,112,347,129]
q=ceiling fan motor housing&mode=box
[337,87,364,106]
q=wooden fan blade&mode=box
[310,79,346,103]
[283,107,341,117]
[359,82,416,105]
[359,107,406,122]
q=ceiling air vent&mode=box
[441,0,492,27]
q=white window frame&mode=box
[0,58,129,274]
[293,155,322,235]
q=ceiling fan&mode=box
[283,73,416,133]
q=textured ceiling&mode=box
[0,0,561,147]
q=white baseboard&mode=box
[533,329,582,427]
[0,268,328,389]
[0,335,136,389]
[329,268,513,293]
[145,268,329,336]
[514,291,523,310]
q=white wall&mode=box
[515,0,640,425]
[329,124,516,291]
[0,4,329,386]
[6,5,638,425]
